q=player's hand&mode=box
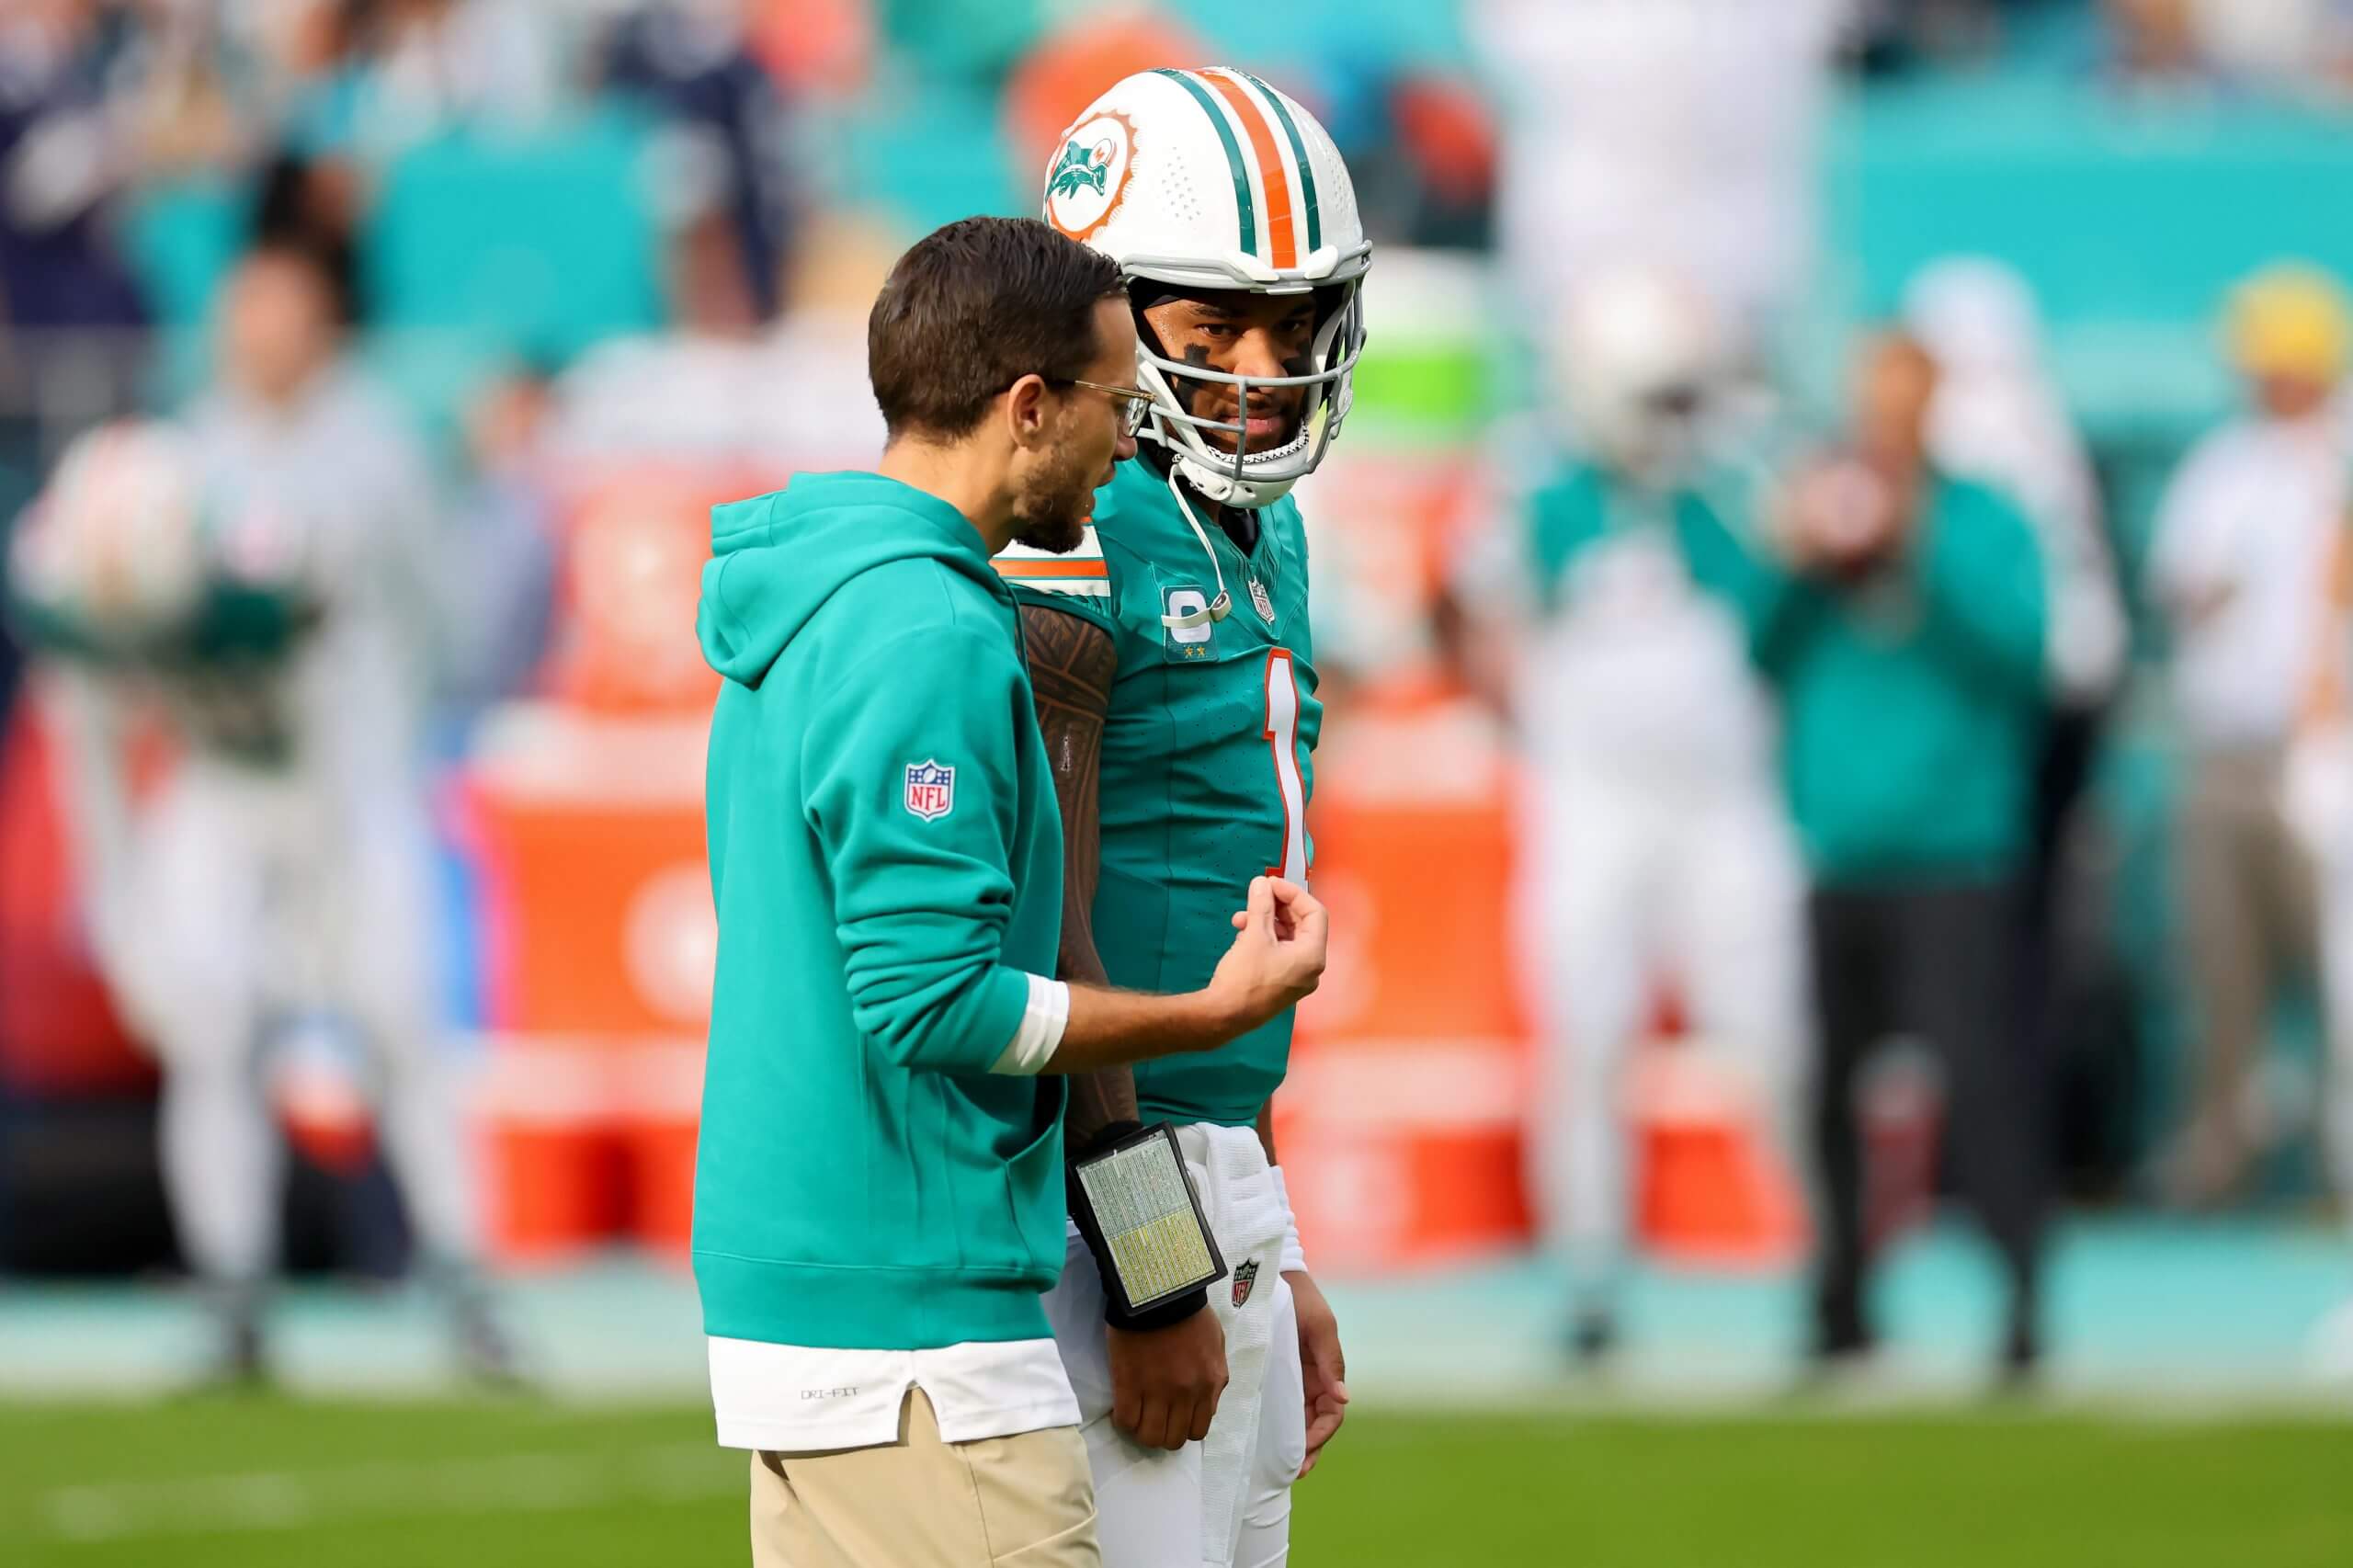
[1107,1307,1229,1451]
[1778,456,1898,579]
[1287,1271,1348,1476]
[1208,876,1327,1032]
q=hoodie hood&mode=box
[697,471,1006,688]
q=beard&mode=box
[1007,440,1099,554]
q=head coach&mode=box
[691,215,1329,1568]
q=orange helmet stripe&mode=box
[1201,68,1298,269]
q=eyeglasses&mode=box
[1061,378,1155,436]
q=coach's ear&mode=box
[1003,372,1054,451]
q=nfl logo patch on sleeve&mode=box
[904,760,956,821]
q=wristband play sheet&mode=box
[1072,1124,1225,1314]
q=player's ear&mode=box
[1003,372,1053,450]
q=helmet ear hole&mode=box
[1126,285,1197,417]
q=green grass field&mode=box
[5,1397,2350,1566]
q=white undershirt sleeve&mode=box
[990,974,1070,1075]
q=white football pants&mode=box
[1046,1122,1306,1568]
[65,729,479,1285]
[1519,765,1810,1302]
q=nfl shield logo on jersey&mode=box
[1249,577,1276,625]
[904,760,956,822]
[1231,1257,1260,1308]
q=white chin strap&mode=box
[1170,441,1304,510]
[1158,464,1235,631]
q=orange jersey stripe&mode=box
[1203,69,1296,269]
[995,559,1109,579]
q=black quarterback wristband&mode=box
[1066,1120,1225,1330]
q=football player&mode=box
[1445,265,1808,1363]
[11,419,512,1384]
[998,67,1368,1568]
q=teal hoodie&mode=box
[1735,474,2048,884]
[693,471,1069,1351]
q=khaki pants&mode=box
[2177,745,2319,1203]
[750,1391,1100,1568]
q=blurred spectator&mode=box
[550,197,771,466]
[1756,334,2052,1377]
[1313,61,1497,250]
[347,0,562,153]
[2148,264,2349,1209]
[1381,73,1497,249]
[599,0,797,323]
[210,2,369,318]
[435,364,560,722]
[230,0,562,282]
[2,1,153,330]
[2104,0,2219,89]
[2180,0,2353,97]
[1905,258,2123,719]
[745,0,874,95]
[1904,257,2135,1195]
[1449,266,1807,1362]
[1469,0,1849,353]
[2104,0,2353,97]
[1,0,156,456]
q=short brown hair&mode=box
[868,216,1125,441]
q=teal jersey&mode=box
[1520,460,1772,622]
[998,459,1322,1128]
[8,577,321,767]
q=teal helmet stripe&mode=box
[1152,67,1257,259]
[1238,73,1322,256]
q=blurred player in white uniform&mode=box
[1449,267,1808,1359]
[10,246,509,1382]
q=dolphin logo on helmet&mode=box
[1049,139,1114,200]
[1040,67,1370,513]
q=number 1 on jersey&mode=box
[1262,649,1307,882]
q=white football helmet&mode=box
[12,421,210,646]
[1553,265,1724,487]
[1042,66,1370,511]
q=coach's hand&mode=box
[1108,1307,1229,1451]
[1288,1271,1348,1475]
[1209,877,1328,1033]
